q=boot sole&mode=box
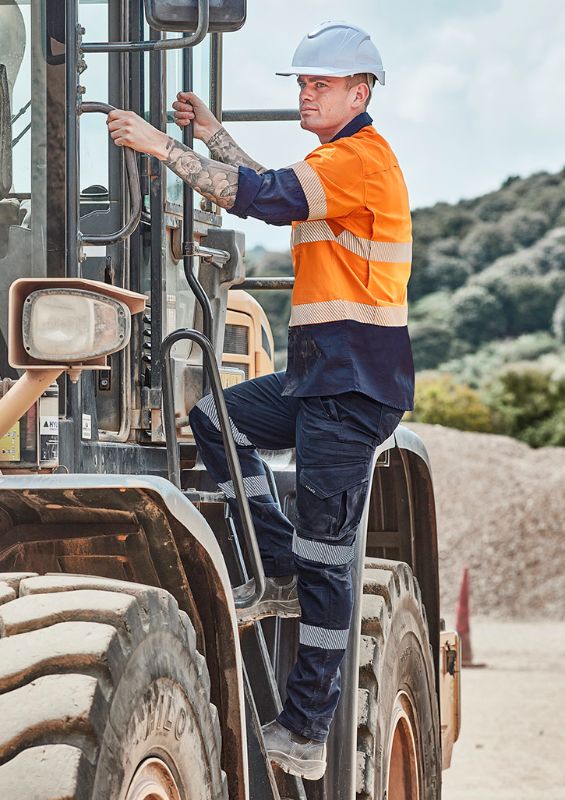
[268,748,326,781]
[237,599,301,626]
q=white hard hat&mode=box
[276,21,385,86]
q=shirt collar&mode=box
[330,112,373,142]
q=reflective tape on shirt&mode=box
[289,299,408,327]
[292,219,412,263]
[299,623,350,650]
[293,532,355,565]
[218,474,271,500]
[290,161,328,220]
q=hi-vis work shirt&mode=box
[230,112,414,410]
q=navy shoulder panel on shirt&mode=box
[229,165,309,226]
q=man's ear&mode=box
[352,81,370,109]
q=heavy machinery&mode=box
[0,1,461,798]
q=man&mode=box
[107,21,414,781]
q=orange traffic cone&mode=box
[455,567,485,668]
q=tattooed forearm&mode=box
[162,136,239,209]
[205,126,267,173]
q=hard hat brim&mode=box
[276,67,385,85]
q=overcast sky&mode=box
[8,0,565,253]
[221,0,565,250]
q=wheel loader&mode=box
[0,1,461,797]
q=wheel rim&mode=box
[386,691,420,800]
[125,757,183,800]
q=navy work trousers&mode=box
[189,371,402,742]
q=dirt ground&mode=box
[440,617,565,800]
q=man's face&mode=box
[297,75,366,142]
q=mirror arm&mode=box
[81,0,209,53]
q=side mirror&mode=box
[0,64,12,200]
[144,0,246,33]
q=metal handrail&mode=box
[80,102,142,246]
[161,328,266,609]
[222,109,301,123]
[181,45,213,397]
[81,0,209,53]
[240,277,294,290]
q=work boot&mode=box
[261,720,327,781]
[233,575,300,625]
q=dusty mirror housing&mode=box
[144,0,246,33]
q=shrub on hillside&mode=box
[519,407,565,448]
[475,251,540,289]
[412,205,474,244]
[425,255,472,291]
[409,373,494,432]
[452,285,506,345]
[498,276,557,336]
[408,239,432,301]
[410,321,453,370]
[553,294,565,343]
[410,291,454,325]
[535,227,565,272]
[499,209,550,248]
[475,192,516,221]
[486,365,565,447]
[459,222,514,270]
[521,184,565,223]
[440,332,562,387]
[427,237,460,258]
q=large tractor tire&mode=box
[0,573,228,800]
[357,560,441,800]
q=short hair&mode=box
[346,73,375,108]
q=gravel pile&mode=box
[406,423,565,621]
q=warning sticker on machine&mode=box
[40,415,59,464]
[40,416,59,435]
[82,414,92,440]
[0,424,20,462]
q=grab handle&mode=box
[80,102,142,246]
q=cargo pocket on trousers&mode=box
[296,462,370,540]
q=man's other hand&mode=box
[107,109,168,160]
[172,91,221,142]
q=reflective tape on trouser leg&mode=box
[299,623,349,650]
[195,393,253,446]
[218,474,271,499]
[292,531,355,565]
